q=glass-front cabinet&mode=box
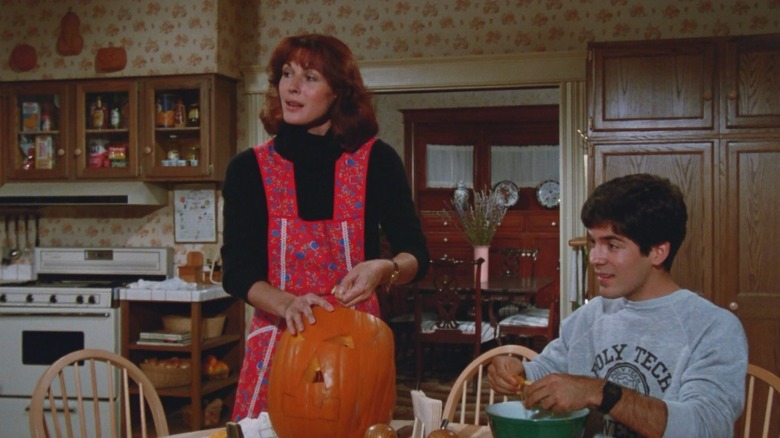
[141,75,235,182]
[4,82,71,181]
[76,80,138,179]
[1,74,236,185]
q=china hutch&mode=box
[403,105,561,282]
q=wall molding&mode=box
[241,50,586,93]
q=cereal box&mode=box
[22,102,40,132]
[34,135,54,169]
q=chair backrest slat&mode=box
[743,363,780,438]
[29,348,169,438]
[443,344,539,426]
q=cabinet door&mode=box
[142,76,212,180]
[75,80,139,179]
[723,34,780,129]
[723,140,780,383]
[589,40,716,132]
[4,82,71,180]
[591,141,716,298]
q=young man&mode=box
[488,173,747,438]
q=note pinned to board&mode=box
[174,187,217,243]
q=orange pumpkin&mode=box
[268,306,396,438]
[95,46,127,73]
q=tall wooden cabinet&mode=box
[403,106,561,282]
[588,33,780,437]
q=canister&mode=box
[156,93,176,127]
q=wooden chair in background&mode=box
[29,348,168,438]
[740,363,780,438]
[414,257,496,388]
[443,344,538,426]
[496,275,560,352]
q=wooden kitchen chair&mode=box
[741,363,780,438]
[443,344,538,425]
[497,275,560,352]
[414,256,495,388]
[29,348,169,438]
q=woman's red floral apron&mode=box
[232,138,380,420]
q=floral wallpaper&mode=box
[1,0,778,280]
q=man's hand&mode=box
[523,374,602,413]
[487,355,526,395]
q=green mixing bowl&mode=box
[485,401,589,438]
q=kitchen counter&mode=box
[119,283,229,302]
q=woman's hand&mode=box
[332,259,388,307]
[487,355,526,395]
[281,293,334,335]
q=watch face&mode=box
[536,180,560,209]
[493,180,519,207]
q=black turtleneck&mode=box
[220,124,430,301]
[273,124,343,220]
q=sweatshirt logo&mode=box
[591,343,672,394]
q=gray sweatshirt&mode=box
[524,289,747,438]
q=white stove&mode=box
[0,247,173,437]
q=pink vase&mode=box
[473,245,489,282]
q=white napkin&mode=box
[238,412,278,438]
[410,389,442,438]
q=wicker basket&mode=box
[182,398,223,427]
[140,360,192,389]
[162,314,226,340]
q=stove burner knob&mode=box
[26,294,34,303]
[76,295,84,304]
[87,295,97,305]
[50,295,58,304]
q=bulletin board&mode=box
[173,185,218,243]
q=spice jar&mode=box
[187,103,200,126]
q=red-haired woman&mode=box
[221,33,429,419]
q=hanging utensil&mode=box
[23,215,32,257]
[2,216,10,265]
[35,214,40,247]
[9,215,22,262]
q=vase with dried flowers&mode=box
[441,186,509,280]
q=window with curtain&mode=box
[491,145,559,187]
[426,144,474,188]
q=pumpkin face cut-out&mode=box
[268,307,396,438]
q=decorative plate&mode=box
[536,180,560,209]
[493,180,519,207]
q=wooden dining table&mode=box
[164,421,493,438]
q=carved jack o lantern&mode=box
[268,307,396,438]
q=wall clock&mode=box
[536,180,560,209]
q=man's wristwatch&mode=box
[598,381,622,414]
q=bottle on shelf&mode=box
[92,96,107,129]
[174,98,186,127]
[187,103,200,126]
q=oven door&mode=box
[0,306,119,398]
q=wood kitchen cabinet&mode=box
[588,33,780,437]
[403,106,561,284]
[121,293,245,432]
[3,82,73,181]
[1,74,236,185]
[141,75,236,182]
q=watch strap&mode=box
[598,381,622,415]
